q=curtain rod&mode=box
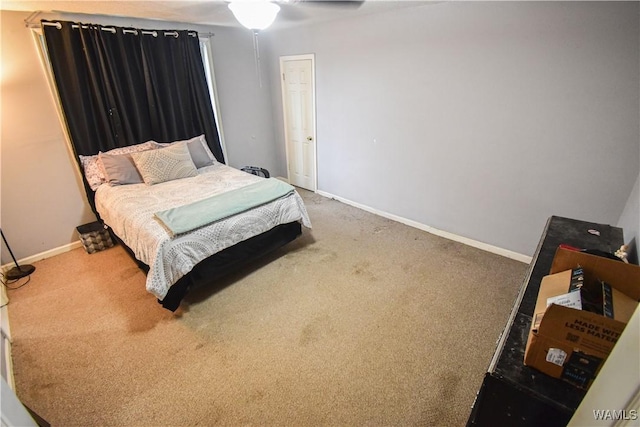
[40,21,204,38]
[25,12,214,37]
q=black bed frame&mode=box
[115,221,302,311]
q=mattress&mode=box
[95,163,311,299]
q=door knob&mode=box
[306,136,313,141]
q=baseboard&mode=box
[1,241,83,274]
[1,196,531,272]
[316,190,532,264]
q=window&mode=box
[31,26,227,162]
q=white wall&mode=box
[265,1,640,257]
[569,305,640,426]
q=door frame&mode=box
[279,54,317,192]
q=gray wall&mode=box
[1,11,95,263]
[209,26,280,172]
[2,2,639,262]
[618,172,639,264]
[265,1,640,257]
[0,11,277,262]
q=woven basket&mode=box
[76,222,115,254]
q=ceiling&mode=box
[0,0,428,30]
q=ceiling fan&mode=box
[227,0,365,31]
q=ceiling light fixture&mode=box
[228,1,281,31]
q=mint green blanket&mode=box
[155,178,295,235]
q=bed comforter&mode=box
[95,163,311,300]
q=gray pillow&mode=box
[186,137,215,168]
[131,142,198,185]
[98,152,144,185]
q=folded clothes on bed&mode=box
[155,178,295,236]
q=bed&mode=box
[83,136,312,310]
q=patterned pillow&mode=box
[79,141,155,190]
[150,135,217,168]
[108,141,155,156]
[131,142,198,185]
[79,154,105,191]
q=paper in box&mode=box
[524,248,640,389]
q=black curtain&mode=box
[42,21,224,212]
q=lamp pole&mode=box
[0,229,36,281]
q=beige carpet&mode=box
[6,190,527,426]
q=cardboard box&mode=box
[524,248,640,388]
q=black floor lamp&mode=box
[0,228,36,280]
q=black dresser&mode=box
[467,215,624,427]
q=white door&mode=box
[280,55,316,191]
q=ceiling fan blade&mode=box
[277,4,311,22]
[293,0,365,9]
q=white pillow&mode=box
[131,142,198,185]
